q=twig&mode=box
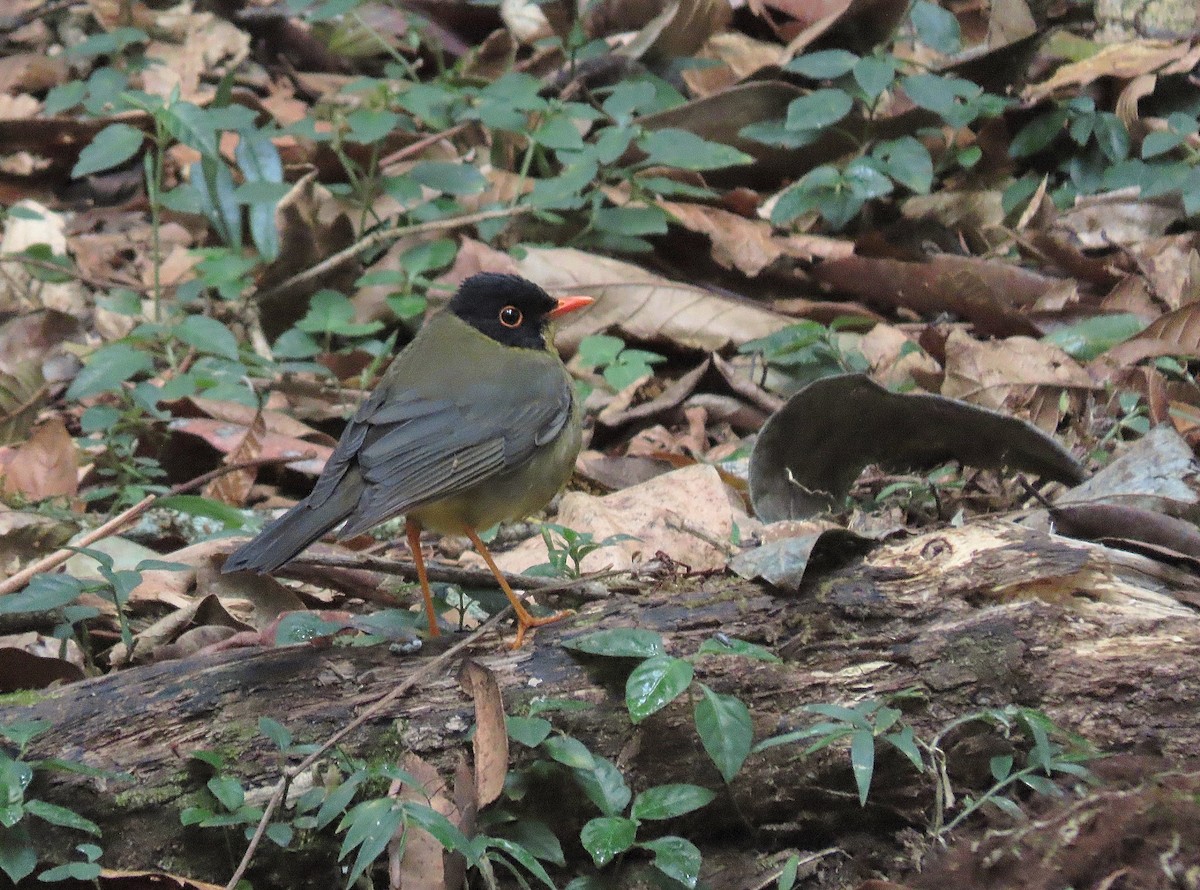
[252,206,531,306]
[223,609,509,890]
[378,123,471,170]
[0,454,313,597]
[284,551,619,601]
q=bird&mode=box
[224,273,594,647]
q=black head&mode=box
[447,273,560,350]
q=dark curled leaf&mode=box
[729,529,876,589]
[749,374,1086,521]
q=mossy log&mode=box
[6,518,1200,888]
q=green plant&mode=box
[526,524,639,579]
[738,320,871,393]
[576,334,668,392]
[754,694,1099,831]
[0,721,109,884]
[754,694,925,806]
[927,706,1100,835]
[739,2,1011,229]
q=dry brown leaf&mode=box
[942,329,1096,413]
[513,247,792,352]
[204,407,267,507]
[0,417,78,500]
[459,659,508,807]
[1023,40,1200,102]
[394,754,460,890]
[492,464,748,574]
[683,32,785,97]
[658,199,853,275]
[811,254,1052,337]
[1054,188,1184,250]
[0,53,68,95]
[1123,238,1200,310]
[749,374,1085,521]
[168,417,331,477]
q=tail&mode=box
[223,485,360,574]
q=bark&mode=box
[6,518,1200,888]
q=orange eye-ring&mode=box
[499,305,523,328]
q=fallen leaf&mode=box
[749,373,1086,521]
[0,416,78,500]
[460,659,508,807]
[514,247,792,352]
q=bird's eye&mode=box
[499,305,523,328]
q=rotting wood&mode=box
[6,518,1200,887]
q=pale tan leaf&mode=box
[942,329,1096,414]
[204,408,267,507]
[1,417,77,500]
[658,199,852,275]
[513,247,792,352]
[459,659,508,807]
[1023,40,1200,102]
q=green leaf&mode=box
[192,158,242,248]
[1043,313,1145,360]
[485,836,558,888]
[174,315,240,360]
[625,656,693,723]
[296,290,384,337]
[873,136,933,193]
[0,575,85,615]
[850,728,875,806]
[155,495,247,529]
[785,50,858,79]
[540,735,595,770]
[883,726,923,770]
[594,206,669,236]
[406,802,478,862]
[1009,106,1069,157]
[24,800,100,835]
[911,0,961,53]
[639,835,702,888]
[563,628,665,658]
[639,129,753,170]
[1019,773,1061,796]
[163,102,219,159]
[853,55,897,101]
[72,123,144,178]
[258,717,292,750]
[579,816,636,867]
[0,823,37,884]
[573,755,632,817]
[987,794,1025,820]
[696,637,781,663]
[207,775,244,811]
[235,130,284,263]
[265,821,293,847]
[778,853,801,890]
[576,334,627,370]
[785,89,853,130]
[694,684,753,783]
[409,161,488,196]
[1142,129,1184,159]
[506,716,553,748]
[532,115,587,151]
[630,784,715,821]
[38,859,103,881]
[338,798,404,886]
[345,109,402,144]
[496,819,565,866]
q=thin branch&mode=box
[223,609,509,890]
[0,454,313,597]
[252,206,531,306]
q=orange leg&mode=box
[463,527,574,648]
[406,519,439,637]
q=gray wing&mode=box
[332,371,573,537]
